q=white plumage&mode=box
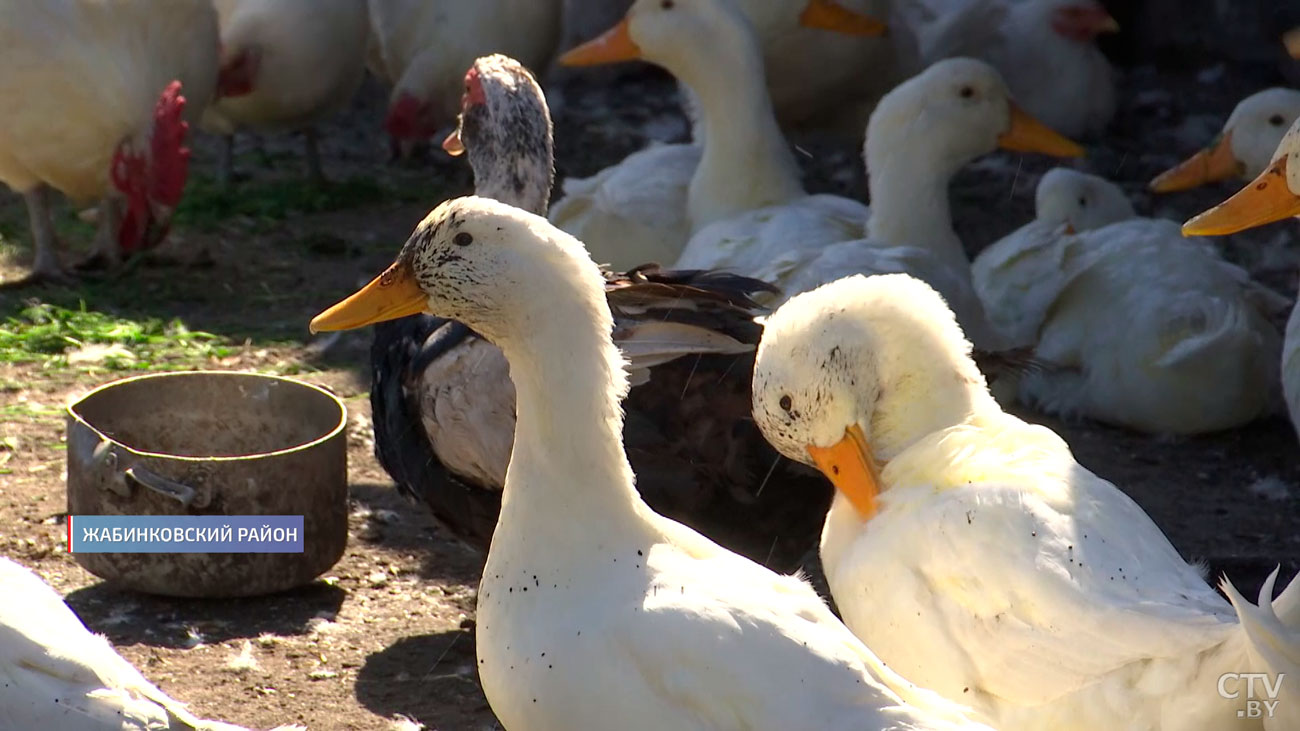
[751,273,1300,731]
[203,0,370,180]
[0,558,249,731]
[1022,218,1283,434]
[313,198,991,730]
[367,0,563,141]
[0,0,219,277]
[973,167,1136,347]
[912,0,1117,137]
[677,57,1085,350]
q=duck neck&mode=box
[465,110,554,216]
[675,32,804,231]
[493,285,651,542]
[867,353,999,464]
[865,144,968,271]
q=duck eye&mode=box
[959,86,974,99]
[454,232,474,247]
[1078,196,1087,207]
[779,394,793,412]
[661,0,674,8]
[1270,114,1286,126]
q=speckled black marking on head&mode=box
[457,54,554,216]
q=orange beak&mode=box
[443,128,465,156]
[998,103,1086,158]
[799,0,888,37]
[559,18,641,67]
[1285,27,1300,59]
[806,424,879,520]
[1149,131,1243,193]
[1182,155,1300,236]
[309,259,427,333]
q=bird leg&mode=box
[26,186,62,274]
[0,185,76,287]
[74,196,123,272]
[218,134,236,187]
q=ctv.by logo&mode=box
[1218,673,1285,719]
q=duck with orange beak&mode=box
[313,196,995,731]
[1150,88,1300,194]
[547,0,888,271]
[1184,116,1300,443]
[752,272,1300,731]
[675,56,1084,352]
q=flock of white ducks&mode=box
[303,27,1300,725]
[314,196,990,730]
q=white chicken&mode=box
[0,0,219,284]
[203,0,370,183]
[914,0,1118,138]
[367,0,563,145]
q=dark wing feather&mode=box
[367,267,829,570]
[971,346,1060,383]
[370,315,499,551]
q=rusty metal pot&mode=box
[66,371,348,597]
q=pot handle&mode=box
[124,466,200,507]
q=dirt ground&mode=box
[2,54,1299,731]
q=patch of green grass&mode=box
[0,302,234,371]
[2,402,61,418]
[174,172,452,232]
[176,175,404,231]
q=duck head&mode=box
[751,274,994,520]
[559,0,884,73]
[1034,168,1135,233]
[1151,88,1300,193]
[865,58,1084,182]
[310,197,607,346]
[443,54,555,216]
[1182,116,1300,236]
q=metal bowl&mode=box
[66,371,348,597]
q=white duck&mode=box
[676,57,1084,350]
[1006,202,1284,434]
[547,0,884,270]
[711,0,893,133]
[1150,88,1300,194]
[972,167,1136,347]
[367,54,832,567]
[0,557,251,730]
[751,273,1300,731]
[310,197,990,730]
[202,0,370,183]
[1184,117,1300,442]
